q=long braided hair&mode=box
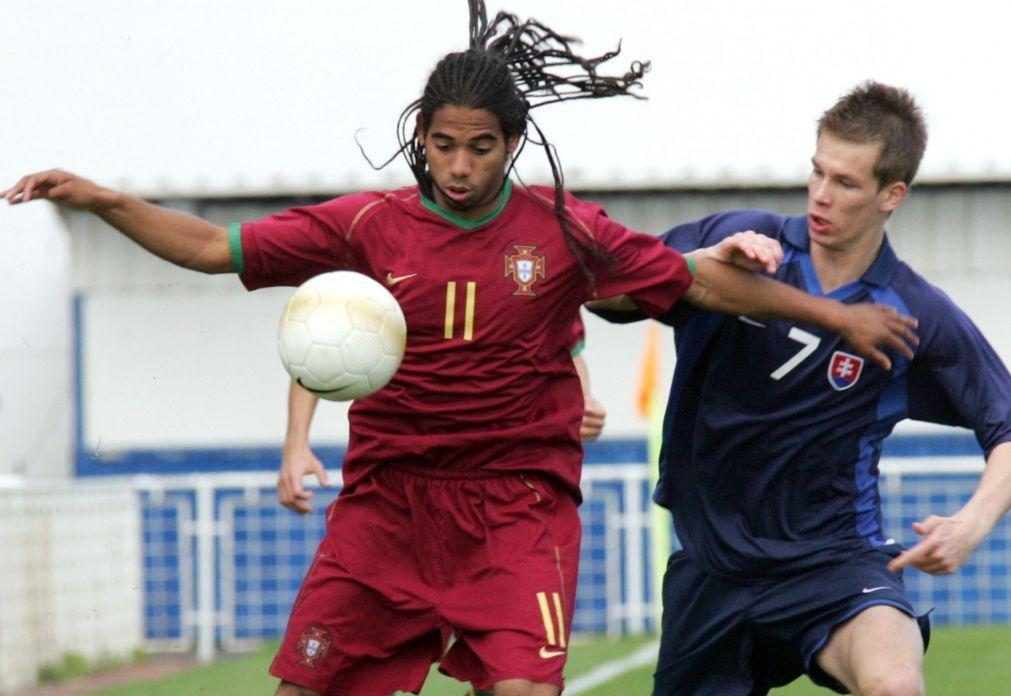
[396,0,650,286]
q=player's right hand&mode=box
[580,395,607,442]
[2,169,115,210]
[278,442,332,515]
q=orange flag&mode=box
[635,322,661,420]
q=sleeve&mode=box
[586,209,786,326]
[575,201,692,318]
[653,209,787,326]
[230,192,379,291]
[907,288,1011,456]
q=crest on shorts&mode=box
[504,245,546,296]
[296,626,332,669]
[827,350,864,391]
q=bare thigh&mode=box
[816,604,924,695]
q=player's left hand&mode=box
[580,395,607,442]
[707,231,784,274]
[836,304,919,370]
[887,514,987,574]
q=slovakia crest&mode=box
[827,350,865,391]
[504,244,546,296]
[296,626,332,669]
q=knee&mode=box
[857,669,924,696]
[275,681,322,696]
[492,679,560,696]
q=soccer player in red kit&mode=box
[3,4,917,695]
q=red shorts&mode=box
[269,465,581,695]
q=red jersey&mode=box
[235,181,692,497]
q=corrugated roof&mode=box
[4,0,1010,196]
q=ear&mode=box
[879,180,908,214]
[415,112,426,140]
[505,134,520,160]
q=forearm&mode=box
[94,190,232,273]
[957,442,1011,536]
[286,379,320,450]
[685,253,845,332]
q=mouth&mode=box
[808,213,831,234]
[442,184,472,205]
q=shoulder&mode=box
[889,262,965,331]
[309,187,423,233]
[659,208,790,252]
[888,262,990,361]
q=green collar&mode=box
[421,179,512,229]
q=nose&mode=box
[449,150,472,179]
[809,177,830,206]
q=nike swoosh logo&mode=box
[386,272,417,285]
[539,647,566,659]
[862,586,890,594]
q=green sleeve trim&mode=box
[685,254,696,277]
[570,338,586,358]
[228,222,244,274]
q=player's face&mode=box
[422,105,519,220]
[807,132,907,253]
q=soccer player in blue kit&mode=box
[593,81,1011,695]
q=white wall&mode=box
[66,184,1011,453]
[0,205,73,477]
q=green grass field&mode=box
[91,626,1011,695]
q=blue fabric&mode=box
[613,209,1011,580]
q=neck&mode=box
[810,229,885,293]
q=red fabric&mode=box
[269,467,580,695]
[240,185,692,500]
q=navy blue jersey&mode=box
[641,210,1011,581]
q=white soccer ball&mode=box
[278,271,407,401]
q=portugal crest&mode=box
[296,626,332,669]
[827,350,864,391]
[504,244,546,296]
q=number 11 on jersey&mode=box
[445,281,477,341]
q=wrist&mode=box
[89,187,125,215]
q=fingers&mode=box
[727,231,784,274]
[315,462,332,488]
[1,174,32,203]
[865,347,892,372]
[580,397,607,441]
[278,472,314,515]
[3,169,73,205]
[887,516,962,574]
[887,539,954,575]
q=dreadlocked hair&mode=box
[395,0,650,288]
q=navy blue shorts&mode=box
[653,549,931,695]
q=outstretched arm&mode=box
[683,232,919,370]
[889,441,1011,574]
[2,169,232,273]
[277,380,332,515]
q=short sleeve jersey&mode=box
[651,210,1011,580]
[233,181,693,497]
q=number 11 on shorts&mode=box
[536,591,567,657]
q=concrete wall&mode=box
[0,205,73,477]
[61,184,1011,457]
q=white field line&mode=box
[565,639,660,694]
